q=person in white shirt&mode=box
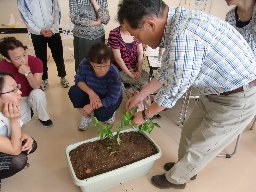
[0,72,37,191]
[17,0,69,90]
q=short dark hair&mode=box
[0,37,27,60]
[0,72,11,94]
[117,0,167,29]
[88,43,113,64]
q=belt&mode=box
[220,79,256,96]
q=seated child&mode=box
[68,43,123,131]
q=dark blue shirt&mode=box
[75,58,123,107]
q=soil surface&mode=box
[69,131,158,180]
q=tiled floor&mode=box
[2,60,256,192]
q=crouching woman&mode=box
[0,72,37,188]
[69,43,123,131]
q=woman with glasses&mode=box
[68,43,123,131]
[0,72,37,190]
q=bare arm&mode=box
[112,49,134,78]
[136,43,144,73]
[126,78,162,111]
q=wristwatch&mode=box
[142,109,150,121]
[25,71,31,77]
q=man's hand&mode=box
[126,92,144,111]
[18,64,31,75]
[132,111,145,125]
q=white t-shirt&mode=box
[0,112,10,137]
[0,112,23,138]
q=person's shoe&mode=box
[104,112,116,124]
[41,79,49,91]
[39,119,53,127]
[60,77,69,88]
[78,116,92,131]
[164,162,197,180]
[151,114,161,120]
[151,174,186,189]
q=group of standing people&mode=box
[0,0,256,190]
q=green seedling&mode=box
[93,108,160,155]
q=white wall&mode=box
[0,0,232,36]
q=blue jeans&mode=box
[68,85,123,122]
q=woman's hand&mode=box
[21,134,33,154]
[88,91,102,109]
[2,102,21,120]
[82,104,94,116]
[133,71,142,78]
[91,19,101,26]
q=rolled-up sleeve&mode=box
[154,33,204,108]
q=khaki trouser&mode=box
[166,86,256,184]
[21,89,50,124]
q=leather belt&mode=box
[220,79,256,96]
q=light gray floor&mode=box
[2,60,256,192]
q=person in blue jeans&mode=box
[68,43,123,131]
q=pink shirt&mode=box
[0,55,43,97]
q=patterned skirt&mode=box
[0,153,13,171]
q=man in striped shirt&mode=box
[68,43,123,131]
[118,0,256,189]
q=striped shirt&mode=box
[154,7,256,108]
[75,59,123,107]
[107,26,141,70]
[225,5,256,56]
[69,0,110,40]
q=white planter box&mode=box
[66,129,162,192]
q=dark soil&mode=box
[69,131,158,180]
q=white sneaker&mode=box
[78,116,92,131]
[41,79,49,91]
[104,112,116,124]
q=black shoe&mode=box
[151,114,161,120]
[30,108,34,118]
[151,174,186,189]
[123,83,132,89]
[39,119,53,127]
[164,162,197,180]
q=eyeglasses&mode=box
[92,64,110,69]
[0,84,21,94]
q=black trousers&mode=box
[0,140,37,180]
[31,33,67,80]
